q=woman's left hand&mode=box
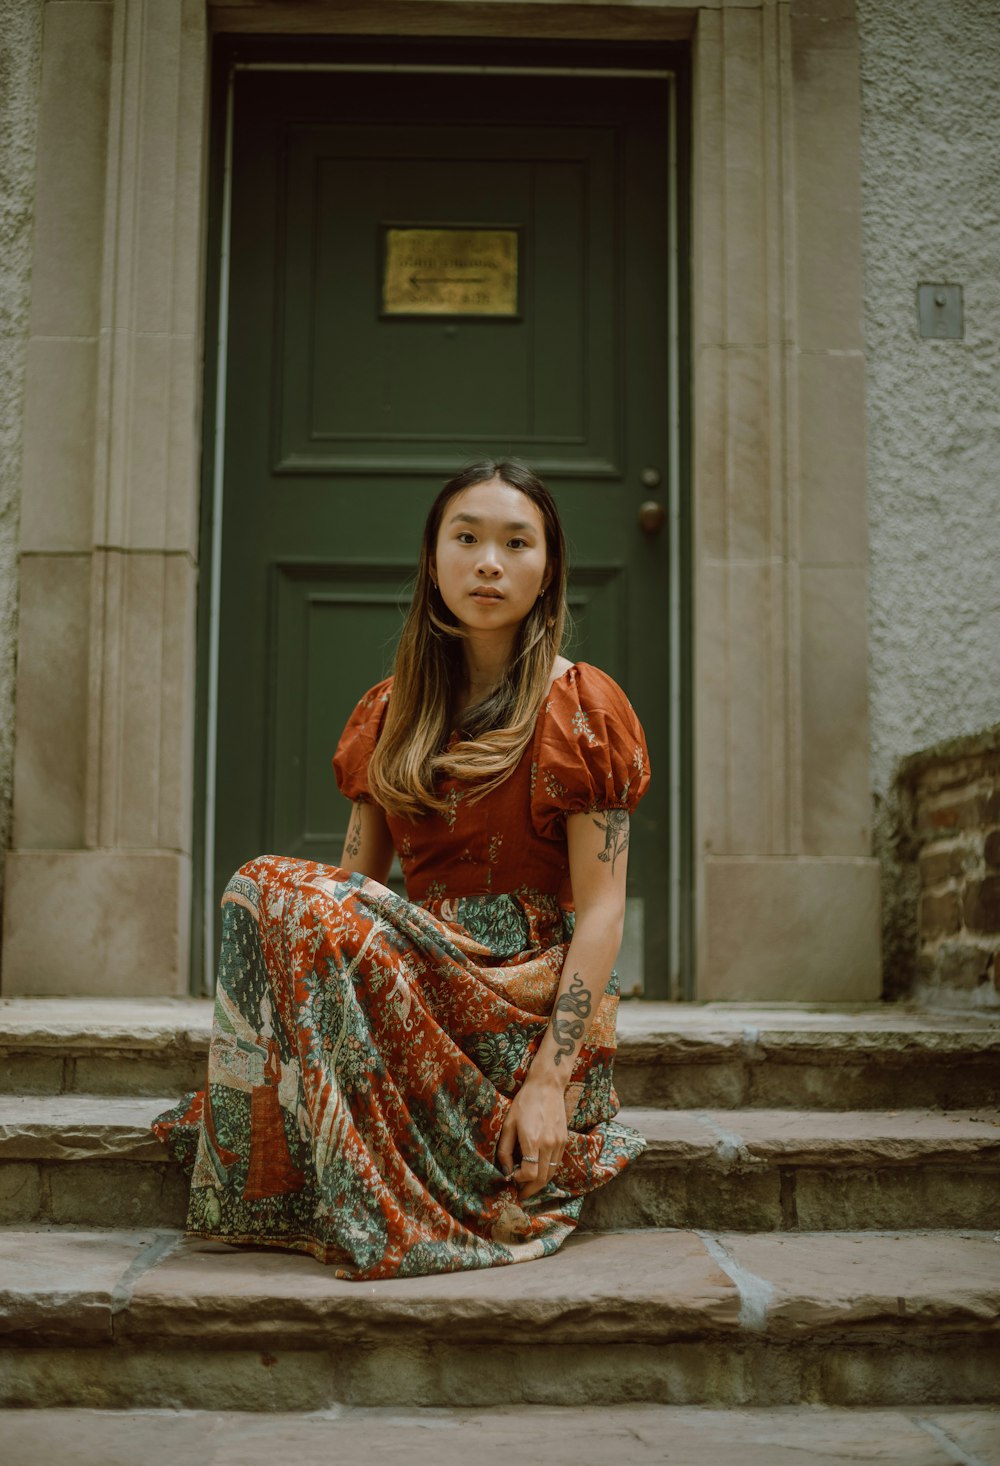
[496,1073,568,1200]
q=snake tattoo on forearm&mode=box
[551,971,593,1065]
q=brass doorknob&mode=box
[638,500,666,535]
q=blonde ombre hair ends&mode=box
[367,460,568,819]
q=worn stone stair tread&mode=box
[0,998,213,1051]
[2,998,998,1053]
[1,1225,998,1348]
[2,1405,999,1466]
[631,1105,1000,1166]
[4,1000,997,1109]
[2,1094,999,1169]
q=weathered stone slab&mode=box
[818,1341,1000,1408]
[0,1337,997,1411]
[921,1409,1000,1466]
[0,1347,336,1413]
[68,1054,205,1098]
[0,1095,167,1160]
[715,1231,1000,1337]
[616,1005,1000,1108]
[708,1107,1000,1166]
[46,1161,189,1230]
[0,1162,42,1225]
[0,1054,65,1096]
[120,1229,741,1346]
[3,1099,998,1231]
[0,1219,997,1409]
[0,999,210,1096]
[0,997,213,1051]
[0,1229,162,1344]
[791,1163,998,1231]
[2,1405,995,1466]
[614,1004,1000,1038]
[584,1157,781,1232]
[3,999,997,1106]
[4,998,995,1055]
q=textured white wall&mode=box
[859,0,1000,795]
[0,1,43,892]
[858,0,1000,995]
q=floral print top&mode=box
[333,661,651,911]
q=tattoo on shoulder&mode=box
[593,808,629,875]
[551,971,592,1066]
[345,804,363,859]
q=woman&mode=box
[154,459,650,1280]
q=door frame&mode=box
[192,35,694,999]
[5,0,878,1003]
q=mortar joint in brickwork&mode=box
[740,1026,763,1063]
[912,1415,993,1466]
[698,1232,774,1333]
[899,733,1000,1008]
[693,1110,757,1170]
[778,1169,799,1230]
[109,1229,181,1331]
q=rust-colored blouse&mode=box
[332,662,650,911]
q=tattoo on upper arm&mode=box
[592,808,629,875]
[345,804,363,859]
[551,971,592,1065]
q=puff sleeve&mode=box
[531,664,651,842]
[332,677,393,803]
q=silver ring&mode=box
[520,1156,539,1165]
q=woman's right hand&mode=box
[496,1071,568,1200]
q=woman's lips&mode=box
[470,589,503,601]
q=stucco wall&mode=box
[0,1,43,901]
[858,0,1000,997]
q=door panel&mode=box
[278,129,617,472]
[216,68,672,992]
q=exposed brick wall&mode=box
[897,728,1000,1009]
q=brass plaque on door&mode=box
[381,226,519,317]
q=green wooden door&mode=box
[213,65,675,993]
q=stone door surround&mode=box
[2,0,879,1000]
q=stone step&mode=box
[2,999,998,1109]
[3,1405,1000,1466]
[1,1226,997,1410]
[614,1004,1000,1110]
[2,1096,998,1233]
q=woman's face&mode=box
[431,477,550,644]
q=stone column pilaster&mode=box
[692,0,880,998]
[3,0,206,995]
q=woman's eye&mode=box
[457,532,476,544]
[508,538,527,550]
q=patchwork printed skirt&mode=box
[152,855,646,1280]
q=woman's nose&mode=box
[476,550,502,576]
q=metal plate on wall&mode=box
[382,225,519,316]
[917,282,964,340]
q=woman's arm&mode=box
[496,805,629,1199]
[339,800,395,885]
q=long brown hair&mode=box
[367,460,568,818]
